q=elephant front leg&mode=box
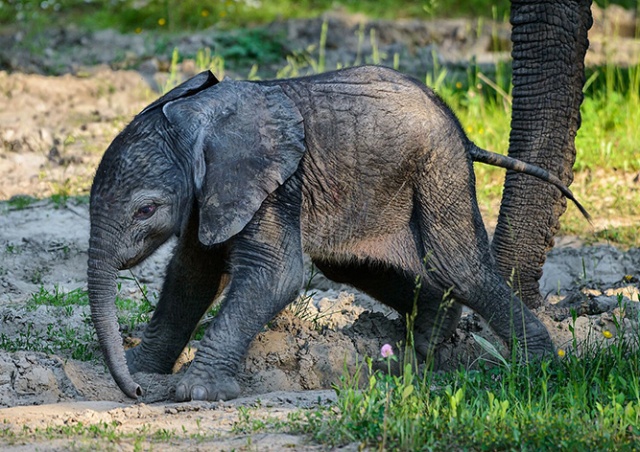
[175,211,304,401]
[126,217,228,375]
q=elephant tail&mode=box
[470,144,591,223]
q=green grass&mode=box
[437,60,640,244]
[0,417,236,450]
[27,285,89,310]
[0,320,98,361]
[589,225,640,246]
[2,1,636,32]
[6,195,38,210]
[2,0,504,31]
[228,296,640,450]
[1,195,90,214]
[113,277,156,332]
[0,420,207,449]
[1,283,154,361]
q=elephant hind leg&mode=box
[413,158,554,358]
[312,244,462,361]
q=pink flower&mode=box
[380,344,394,358]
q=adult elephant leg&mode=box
[313,257,462,360]
[492,0,593,308]
[127,212,228,374]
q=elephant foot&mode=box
[174,364,241,402]
[415,337,442,361]
[517,330,555,362]
[412,313,461,366]
[515,311,556,361]
[412,301,463,361]
[126,346,175,374]
[414,333,457,370]
[500,315,555,365]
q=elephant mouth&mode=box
[121,253,147,270]
[121,233,174,270]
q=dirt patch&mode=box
[1,390,338,450]
[0,68,153,200]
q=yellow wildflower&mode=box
[603,330,613,339]
[201,9,210,17]
[158,18,166,26]
[135,27,142,34]
[557,349,566,358]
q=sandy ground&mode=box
[1,9,639,449]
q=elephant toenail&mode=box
[175,384,188,401]
[191,385,209,400]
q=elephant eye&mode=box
[134,204,157,220]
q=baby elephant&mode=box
[88,66,587,401]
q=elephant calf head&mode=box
[88,70,307,397]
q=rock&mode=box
[592,295,620,313]
[0,357,14,386]
[15,366,56,394]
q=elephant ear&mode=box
[162,81,306,245]
[139,70,219,116]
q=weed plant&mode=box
[5,195,37,210]
[286,264,337,330]
[0,320,98,361]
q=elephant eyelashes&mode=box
[134,204,157,220]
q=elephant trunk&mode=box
[88,234,142,399]
[491,0,593,308]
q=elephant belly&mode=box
[299,170,415,262]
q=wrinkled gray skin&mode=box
[89,66,585,401]
[493,0,593,308]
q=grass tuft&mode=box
[1,282,155,361]
[273,295,640,449]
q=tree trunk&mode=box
[492,0,593,308]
